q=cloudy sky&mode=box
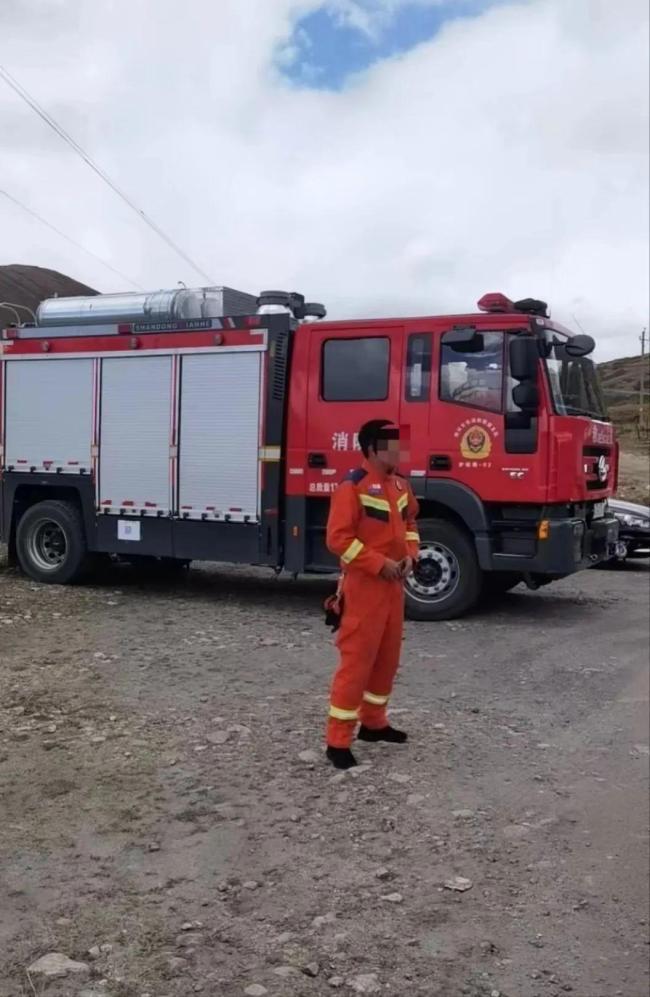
[1,0,648,359]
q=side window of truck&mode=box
[405,333,432,402]
[322,337,389,401]
[440,331,504,413]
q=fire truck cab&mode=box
[0,287,619,620]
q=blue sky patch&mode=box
[279,1,498,90]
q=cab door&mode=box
[432,323,545,503]
[434,324,510,501]
[304,323,404,497]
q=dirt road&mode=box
[0,555,648,997]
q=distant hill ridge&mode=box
[0,264,96,328]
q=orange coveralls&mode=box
[325,461,420,748]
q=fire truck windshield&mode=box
[543,330,609,421]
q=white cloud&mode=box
[0,0,647,360]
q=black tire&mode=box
[480,571,523,600]
[16,500,89,584]
[404,517,481,621]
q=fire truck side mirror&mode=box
[512,381,539,413]
[565,334,595,358]
[509,335,539,382]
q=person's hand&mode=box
[399,556,414,578]
[380,558,402,581]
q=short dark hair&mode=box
[358,419,398,457]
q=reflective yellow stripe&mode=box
[329,705,359,721]
[258,446,281,462]
[397,493,409,511]
[341,538,364,564]
[405,531,420,542]
[359,494,391,512]
[363,691,389,706]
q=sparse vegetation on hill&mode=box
[599,353,649,430]
[598,354,649,504]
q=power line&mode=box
[0,64,216,285]
[0,189,144,290]
[571,313,586,335]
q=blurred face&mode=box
[375,436,401,472]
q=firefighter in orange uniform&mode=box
[325,420,420,769]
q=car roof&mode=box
[609,498,650,515]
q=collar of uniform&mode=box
[361,458,394,483]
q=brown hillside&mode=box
[598,354,649,505]
[0,264,96,328]
[598,353,649,442]
[598,353,649,408]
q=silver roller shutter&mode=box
[99,356,172,513]
[4,358,93,472]
[179,351,262,521]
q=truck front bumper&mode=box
[477,515,619,576]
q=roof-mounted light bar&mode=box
[477,293,549,318]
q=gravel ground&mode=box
[0,552,648,997]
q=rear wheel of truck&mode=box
[16,500,90,584]
[404,517,481,621]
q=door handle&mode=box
[429,454,452,471]
[308,452,328,468]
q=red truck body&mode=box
[0,289,619,619]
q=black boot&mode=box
[358,725,408,744]
[326,746,358,770]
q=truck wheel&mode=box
[404,518,481,621]
[16,500,89,584]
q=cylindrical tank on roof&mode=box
[36,286,258,327]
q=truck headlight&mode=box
[618,513,650,530]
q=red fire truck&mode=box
[0,286,619,620]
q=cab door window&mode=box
[322,337,389,401]
[440,331,504,413]
[405,333,432,402]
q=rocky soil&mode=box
[0,554,648,997]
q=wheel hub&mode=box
[28,519,68,571]
[406,542,460,602]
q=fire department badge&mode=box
[460,424,492,460]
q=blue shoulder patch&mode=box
[342,467,368,485]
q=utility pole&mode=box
[640,327,647,433]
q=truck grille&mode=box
[583,445,612,491]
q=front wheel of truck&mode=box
[404,518,482,621]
